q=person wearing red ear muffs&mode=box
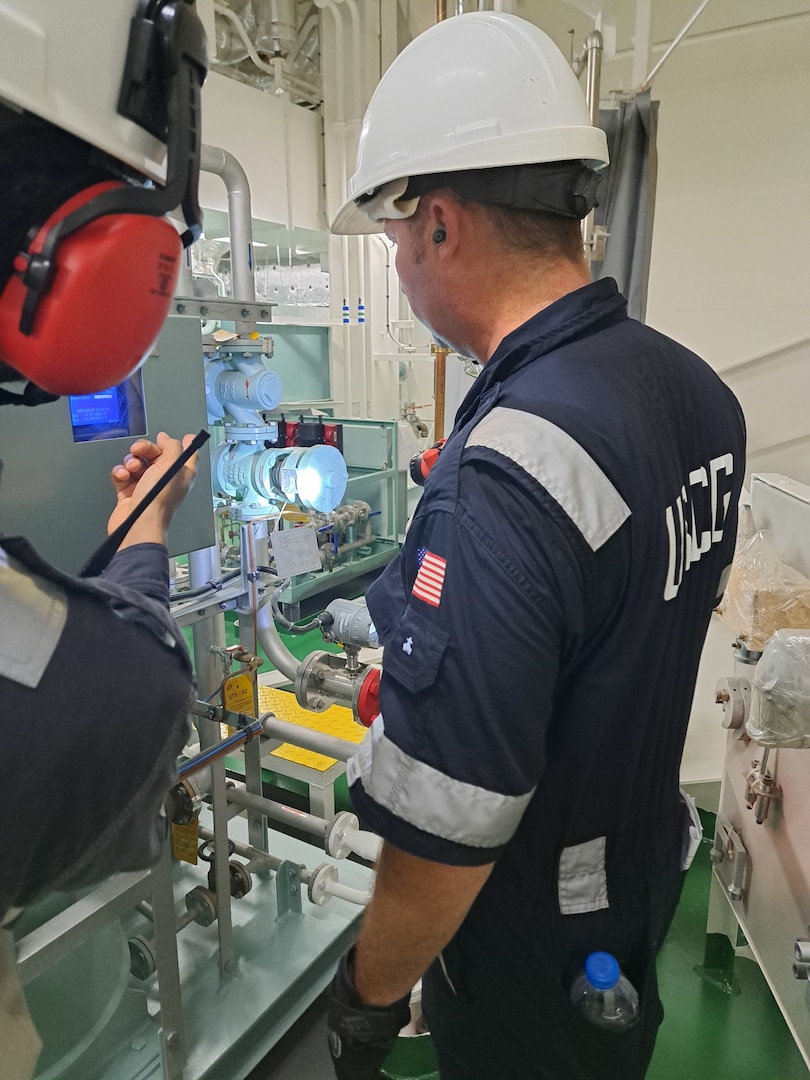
[0,5,209,1075]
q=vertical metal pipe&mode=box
[436,0,447,21]
[211,756,236,978]
[174,240,194,297]
[189,547,227,720]
[584,31,603,129]
[580,31,603,266]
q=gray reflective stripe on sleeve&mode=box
[466,407,630,551]
[558,836,609,915]
[0,551,67,689]
[347,716,534,849]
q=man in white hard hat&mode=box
[326,12,746,1080]
[0,4,207,1075]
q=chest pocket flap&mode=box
[382,607,449,693]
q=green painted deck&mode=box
[648,812,807,1080]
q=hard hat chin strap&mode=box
[401,162,602,221]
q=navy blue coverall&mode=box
[348,278,746,1079]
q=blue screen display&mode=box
[68,372,147,443]
[69,391,120,428]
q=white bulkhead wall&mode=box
[199,71,323,231]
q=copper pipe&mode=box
[432,344,449,441]
[432,2,448,433]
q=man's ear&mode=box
[424,194,462,255]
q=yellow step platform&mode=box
[257,685,366,773]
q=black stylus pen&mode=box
[79,428,210,579]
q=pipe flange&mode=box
[185,885,218,927]
[228,860,252,899]
[294,650,334,712]
[326,811,361,860]
[308,863,338,906]
[128,935,157,981]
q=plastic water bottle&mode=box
[569,952,639,1031]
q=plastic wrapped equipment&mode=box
[747,629,810,747]
[717,529,810,652]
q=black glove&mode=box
[327,950,411,1080]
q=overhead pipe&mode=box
[213,1,321,104]
[639,0,713,92]
[314,0,361,119]
[200,143,256,313]
[614,10,809,66]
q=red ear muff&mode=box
[0,181,181,396]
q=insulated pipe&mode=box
[343,0,363,118]
[314,0,362,118]
[200,143,256,332]
[314,0,345,120]
[270,56,323,105]
[214,2,321,104]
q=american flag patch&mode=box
[412,550,447,608]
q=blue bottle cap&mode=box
[585,951,620,990]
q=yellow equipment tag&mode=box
[221,672,255,736]
[222,672,255,713]
[171,820,199,865]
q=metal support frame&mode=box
[16,871,151,986]
[151,843,187,1080]
[275,861,304,919]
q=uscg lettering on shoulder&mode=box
[664,453,734,601]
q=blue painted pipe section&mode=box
[177,717,264,779]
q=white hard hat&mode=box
[0,0,205,186]
[331,11,609,235]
